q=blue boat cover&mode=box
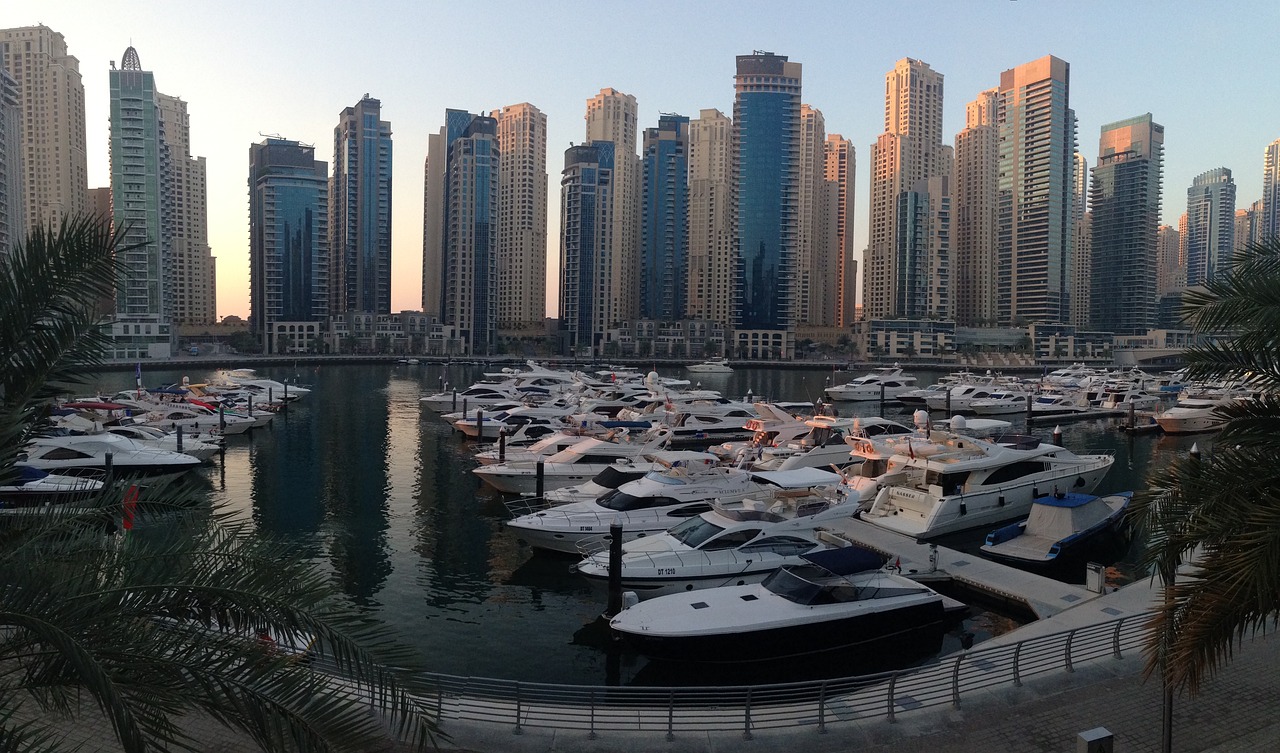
[1034,492,1133,509]
[800,544,886,576]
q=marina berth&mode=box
[857,427,1115,540]
[608,545,952,663]
[823,364,918,402]
[981,491,1132,570]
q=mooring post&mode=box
[605,519,624,618]
[535,460,545,500]
[176,424,183,454]
[498,428,507,462]
[1025,394,1033,424]
[879,383,886,415]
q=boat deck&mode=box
[814,518,1099,619]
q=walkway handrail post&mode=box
[588,688,597,740]
[1013,642,1023,687]
[1113,618,1125,659]
[887,674,897,722]
[1065,629,1077,672]
[742,687,753,740]
[817,680,828,734]
[513,681,522,735]
[666,689,675,741]
[952,655,963,708]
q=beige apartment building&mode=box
[953,88,998,327]
[864,58,951,320]
[494,102,547,335]
[585,87,640,325]
[158,93,215,326]
[686,108,734,327]
[824,134,856,328]
[0,25,88,233]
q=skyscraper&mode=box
[896,175,951,319]
[686,109,733,327]
[1070,151,1090,328]
[1184,168,1236,286]
[423,110,498,354]
[0,66,23,257]
[865,58,950,320]
[559,141,615,355]
[494,103,547,335]
[1156,224,1181,297]
[824,135,856,327]
[249,138,329,352]
[158,93,215,325]
[331,95,392,315]
[1088,114,1164,335]
[0,25,87,233]
[640,113,689,321]
[953,88,998,326]
[1234,199,1263,255]
[733,51,801,357]
[1263,139,1280,241]
[797,104,825,325]
[109,46,168,320]
[996,55,1077,325]
[585,88,639,325]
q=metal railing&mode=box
[409,613,1148,739]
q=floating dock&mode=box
[815,517,1100,619]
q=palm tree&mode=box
[1129,238,1280,702]
[0,218,440,752]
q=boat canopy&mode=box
[1025,492,1131,539]
[800,544,886,576]
[749,467,842,489]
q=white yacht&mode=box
[453,404,576,440]
[608,546,948,663]
[19,434,203,478]
[858,429,1115,540]
[1029,392,1092,417]
[1154,395,1237,434]
[473,430,593,466]
[472,429,671,494]
[685,358,734,374]
[0,468,104,507]
[823,365,917,402]
[508,464,839,555]
[108,396,258,435]
[970,391,1034,416]
[709,403,811,464]
[103,424,221,461]
[209,370,311,401]
[746,415,876,472]
[573,470,850,597]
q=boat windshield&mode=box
[762,565,829,605]
[668,516,725,547]
[858,458,888,478]
[597,490,680,512]
[590,467,646,489]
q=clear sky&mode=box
[16,0,1280,320]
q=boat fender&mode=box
[959,499,967,516]
[998,494,1005,507]
[1074,476,1086,488]
[621,591,640,610]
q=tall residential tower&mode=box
[640,113,689,321]
[686,109,734,327]
[331,95,392,315]
[585,88,639,325]
[559,141,615,355]
[1184,168,1236,286]
[953,88,999,326]
[494,103,547,334]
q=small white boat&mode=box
[981,492,1132,569]
[685,358,733,374]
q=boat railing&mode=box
[314,612,1151,740]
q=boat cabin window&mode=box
[669,516,724,547]
[574,454,629,464]
[597,491,680,512]
[589,467,646,489]
[858,458,889,478]
[701,528,762,551]
[740,536,815,556]
[37,447,94,460]
[981,461,1050,486]
[863,423,910,437]
[807,426,833,446]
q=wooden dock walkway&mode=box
[817,517,1100,619]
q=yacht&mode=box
[685,357,734,374]
[472,429,671,494]
[823,365,917,402]
[981,492,1132,570]
[510,464,840,555]
[858,429,1115,539]
[453,404,577,440]
[573,470,851,596]
[0,467,104,507]
[209,370,311,401]
[19,434,203,478]
[1029,392,1092,417]
[746,415,872,472]
[103,424,221,461]
[1154,395,1238,434]
[709,403,811,464]
[970,391,1034,416]
[1097,387,1162,412]
[608,546,950,663]
[107,396,258,435]
[474,430,593,466]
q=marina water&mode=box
[88,362,1205,685]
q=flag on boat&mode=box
[135,362,142,398]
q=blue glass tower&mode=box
[249,138,329,347]
[733,52,800,336]
[560,141,614,354]
[641,114,689,321]
[331,96,392,315]
[442,110,498,353]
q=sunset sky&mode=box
[15,0,1280,319]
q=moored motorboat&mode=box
[685,358,734,374]
[608,546,951,663]
[980,491,1132,570]
[823,365,917,402]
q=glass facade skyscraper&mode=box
[1088,114,1164,335]
[331,95,392,315]
[1185,168,1236,286]
[249,138,329,350]
[640,113,689,321]
[560,141,613,355]
[733,52,800,336]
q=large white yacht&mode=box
[19,434,203,478]
[857,429,1114,540]
[684,358,734,375]
[1154,395,1237,434]
[472,429,671,494]
[823,365,917,402]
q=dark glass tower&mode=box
[331,95,392,315]
[641,114,689,321]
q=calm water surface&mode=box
[87,363,1207,685]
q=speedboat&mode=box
[1029,392,1092,417]
[473,430,592,465]
[746,416,869,472]
[685,358,733,374]
[453,404,576,440]
[472,428,671,494]
[1154,395,1237,434]
[608,546,949,663]
[858,429,1115,540]
[573,469,850,597]
[981,492,1132,570]
[103,424,221,461]
[506,458,815,554]
[0,467,104,507]
[18,434,203,478]
[970,391,1033,415]
[823,365,917,402]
